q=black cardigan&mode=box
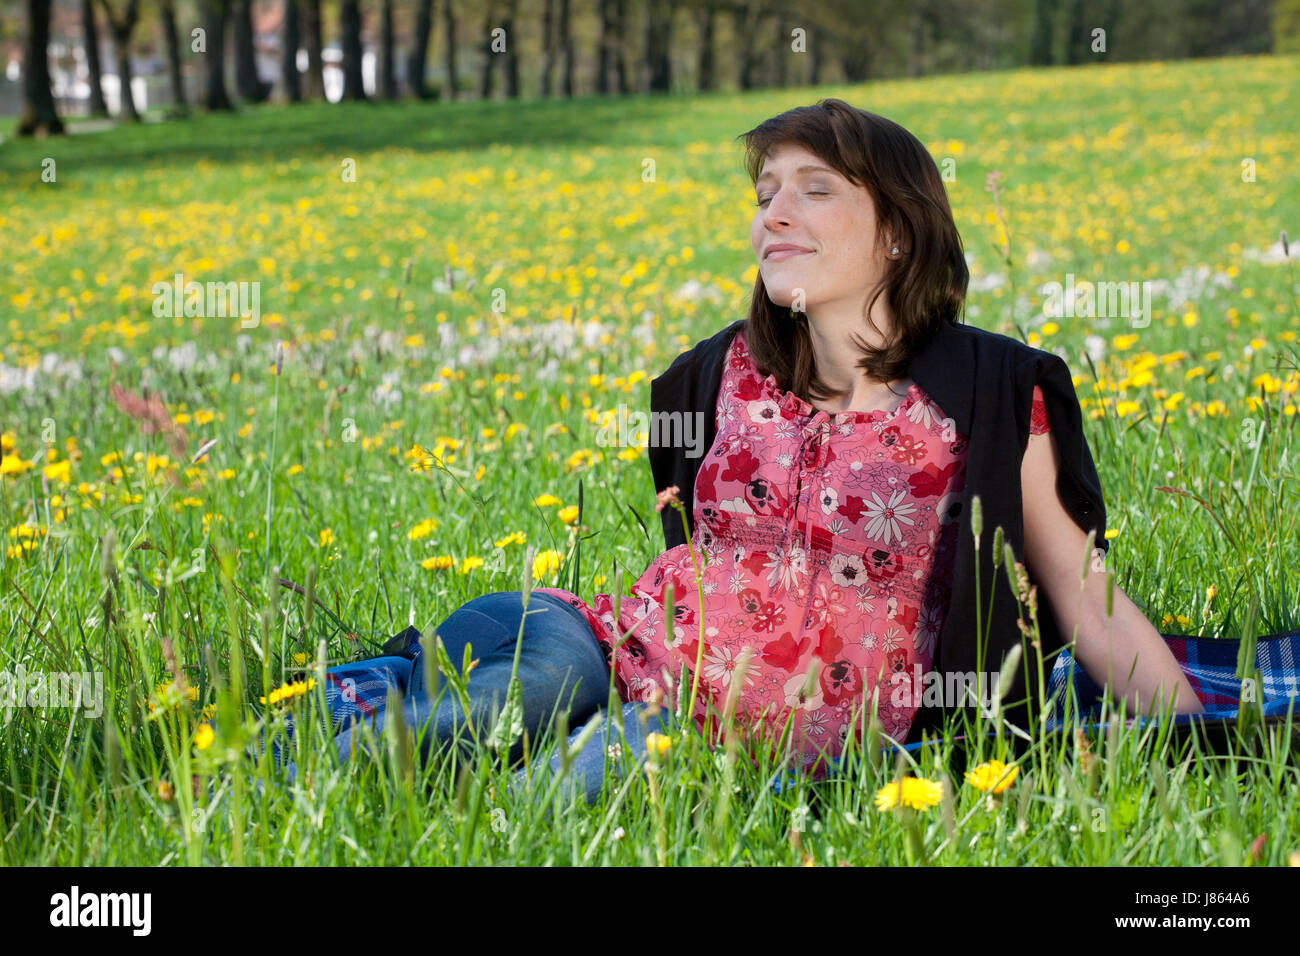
[646,317,1111,747]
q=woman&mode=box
[297,99,1207,802]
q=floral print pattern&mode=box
[539,334,1051,772]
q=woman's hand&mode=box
[1020,429,1206,717]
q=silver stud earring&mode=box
[891,245,900,256]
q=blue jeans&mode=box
[283,590,670,804]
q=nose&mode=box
[761,186,796,229]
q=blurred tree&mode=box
[159,0,188,113]
[476,0,495,98]
[233,0,268,100]
[559,0,573,96]
[737,0,772,90]
[280,0,301,100]
[596,0,614,92]
[408,0,434,97]
[339,0,366,99]
[377,0,395,97]
[200,0,234,109]
[302,0,324,99]
[540,0,554,94]
[1030,0,1055,64]
[98,0,141,119]
[1064,0,1093,64]
[643,0,672,91]
[612,0,629,92]
[441,0,457,100]
[1278,0,1300,52]
[501,0,519,96]
[695,0,715,92]
[82,0,109,117]
[773,0,790,87]
[17,0,64,135]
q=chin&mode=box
[764,287,810,311]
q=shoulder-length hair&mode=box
[737,98,969,404]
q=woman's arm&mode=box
[1020,428,1206,717]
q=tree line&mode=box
[15,0,1299,137]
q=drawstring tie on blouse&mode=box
[787,409,832,557]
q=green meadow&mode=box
[1,52,1299,864]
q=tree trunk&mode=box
[476,0,495,99]
[737,2,762,89]
[1064,0,1088,64]
[340,0,367,100]
[643,0,671,92]
[612,0,628,93]
[1030,0,1055,65]
[201,0,233,109]
[378,0,396,98]
[695,2,714,91]
[111,27,137,118]
[839,46,869,82]
[407,0,434,98]
[99,0,141,120]
[558,0,573,96]
[502,0,520,97]
[17,0,64,135]
[233,0,266,101]
[82,0,108,117]
[907,0,925,77]
[441,0,457,100]
[280,0,301,101]
[596,0,611,94]
[773,0,788,87]
[539,0,554,96]
[302,0,324,99]
[161,0,187,113]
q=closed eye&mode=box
[755,191,830,207]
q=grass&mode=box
[2,52,1300,864]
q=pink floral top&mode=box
[538,331,1051,772]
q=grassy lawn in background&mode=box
[1,53,1299,865]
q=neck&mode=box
[802,295,900,403]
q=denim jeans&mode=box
[282,590,671,804]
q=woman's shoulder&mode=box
[652,319,746,382]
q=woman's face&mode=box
[750,142,889,315]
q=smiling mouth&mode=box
[765,249,812,261]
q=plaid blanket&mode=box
[879,626,1300,759]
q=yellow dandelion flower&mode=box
[965,759,1019,794]
[874,776,943,811]
[408,517,439,540]
[533,493,561,508]
[558,504,580,524]
[319,527,335,547]
[260,677,318,706]
[0,455,33,476]
[532,549,563,581]
[194,724,215,750]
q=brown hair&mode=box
[737,98,969,405]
